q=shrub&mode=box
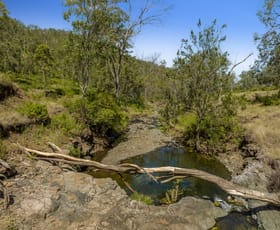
[45,88,65,98]
[68,146,81,158]
[51,113,82,134]
[160,179,183,205]
[184,94,241,153]
[130,192,153,205]
[176,113,197,131]
[18,102,50,125]
[76,90,127,136]
[254,91,280,106]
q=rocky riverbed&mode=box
[1,114,280,229]
[0,158,226,230]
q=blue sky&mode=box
[3,0,266,75]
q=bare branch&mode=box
[228,53,253,75]
[19,144,280,206]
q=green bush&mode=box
[176,113,197,131]
[130,192,153,205]
[76,90,127,136]
[184,94,241,153]
[68,146,81,158]
[18,102,50,125]
[254,91,280,106]
[51,113,82,134]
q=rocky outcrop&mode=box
[0,159,226,230]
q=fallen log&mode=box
[18,144,280,206]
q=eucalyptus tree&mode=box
[174,20,233,151]
[64,0,117,96]
[64,0,165,98]
[255,0,280,86]
[34,44,54,91]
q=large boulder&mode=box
[0,159,227,230]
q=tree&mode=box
[64,0,165,98]
[0,5,26,73]
[238,70,259,90]
[174,20,233,151]
[104,0,165,99]
[255,0,280,86]
[34,44,53,92]
[0,0,8,17]
[64,0,118,96]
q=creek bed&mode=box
[90,146,259,229]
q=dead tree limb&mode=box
[18,144,280,206]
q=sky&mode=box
[3,0,267,75]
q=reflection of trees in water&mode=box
[119,146,230,203]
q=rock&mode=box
[258,209,280,230]
[0,159,227,230]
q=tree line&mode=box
[0,0,279,153]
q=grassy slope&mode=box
[238,103,280,159]
[0,72,82,155]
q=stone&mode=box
[0,160,227,230]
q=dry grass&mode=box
[235,89,278,102]
[238,104,280,159]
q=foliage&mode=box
[184,94,241,152]
[238,70,260,90]
[255,0,280,86]
[160,179,184,205]
[68,146,81,158]
[254,90,280,105]
[130,192,153,205]
[75,90,127,136]
[173,19,236,151]
[33,44,54,91]
[18,102,50,124]
[51,113,83,135]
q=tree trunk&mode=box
[18,144,280,206]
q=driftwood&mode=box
[19,144,280,206]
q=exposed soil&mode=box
[102,114,172,165]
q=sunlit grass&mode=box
[238,104,280,159]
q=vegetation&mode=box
[160,179,184,205]
[162,20,240,153]
[18,102,50,125]
[0,0,279,159]
[130,192,154,205]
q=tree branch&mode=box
[18,144,280,206]
[228,53,253,75]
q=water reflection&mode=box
[120,146,231,203]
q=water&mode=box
[120,146,231,203]
[90,146,259,229]
[91,146,231,203]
